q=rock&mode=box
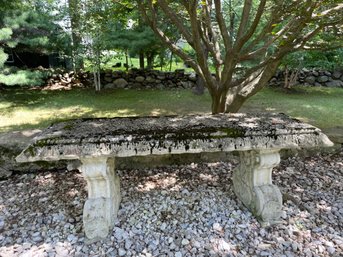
[327,246,335,254]
[332,71,342,79]
[314,82,322,87]
[145,76,155,83]
[67,234,78,243]
[213,222,223,232]
[118,248,126,256]
[160,222,167,231]
[326,80,343,87]
[104,77,112,83]
[188,73,197,81]
[33,236,43,243]
[181,238,189,245]
[55,245,69,256]
[157,75,165,80]
[104,83,115,89]
[113,78,128,88]
[218,239,231,251]
[135,76,145,82]
[175,251,182,257]
[180,81,191,88]
[304,76,316,84]
[114,227,126,241]
[317,76,329,83]
[0,217,4,230]
[312,71,319,76]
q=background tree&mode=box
[0,0,71,85]
[105,2,176,70]
[67,0,83,71]
[138,0,343,113]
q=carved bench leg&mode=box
[233,150,282,224]
[80,157,121,241]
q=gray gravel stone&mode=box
[175,251,182,257]
[118,248,126,256]
[0,149,342,256]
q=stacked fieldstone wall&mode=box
[269,69,343,88]
[101,69,197,90]
[41,68,343,90]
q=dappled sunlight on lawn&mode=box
[1,87,342,132]
[0,106,92,132]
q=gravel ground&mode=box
[0,149,342,257]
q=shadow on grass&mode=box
[0,87,212,132]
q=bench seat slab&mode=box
[81,157,121,241]
[233,150,282,223]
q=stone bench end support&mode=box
[233,150,282,223]
[81,157,121,241]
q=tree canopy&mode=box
[138,0,343,113]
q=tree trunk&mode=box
[169,53,173,71]
[125,50,129,72]
[224,94,247,113]
[68,0,83,71]
[93,47,101,91]
[146,52,155,70]
[211,91,247,114]
[139,52,144,69]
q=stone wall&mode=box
[102,69,197,90]
[269,69,343,88]
[102,68,343,90]
[43,68,343,90]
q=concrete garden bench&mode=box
[16,113,333,241]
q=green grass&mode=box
[0,86,342,133]
[0,88,212,132]
[242,87,343,129]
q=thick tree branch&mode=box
[157,0,193,46]
[137,1,201,76]
[236,0,252,42]
[214,0,232,51]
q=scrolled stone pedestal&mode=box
[80,157,121,241]
[233,150,282,224]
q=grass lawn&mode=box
[0,86,342,133]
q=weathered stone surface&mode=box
[81,157,120,241]
[304,76,316,84]
[15,113,333,241]
[145,76,155,83]
[317,76,329,83]
[17,113,333,162]
[332,71,342,79]
[104,77,112,83]
[104,83,115,89]
[135,76,145,83]
[113,78,128,88]
[268,69,343,88]
[325,80,343,88]
[233,150,282,223]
